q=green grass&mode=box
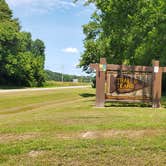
[0,88,166,165]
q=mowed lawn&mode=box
[0,88,166,166]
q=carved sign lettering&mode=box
[110,75,147,94]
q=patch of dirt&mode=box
[80,129,164,139]
[28,150,44,158]
[82,131,101,139]
[1,129,163,143]
[0,132,39,143]
[53,129,165,140]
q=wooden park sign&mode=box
[90,58,166,108]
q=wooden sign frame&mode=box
[90,58,166,108]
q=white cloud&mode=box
[6,0,75,7]
[6,0,76,14]
[62,47,79,54]
[6,0,94,16]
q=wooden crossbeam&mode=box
[107,64,153,72]
[161,67,166,73]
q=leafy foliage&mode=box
[0,0,45,87]
[77,0,166,70]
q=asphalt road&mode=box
[0,86,91,93]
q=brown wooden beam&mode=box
[107,64,153,72]
[98,58,106,107]
[152,60,162,108]
[90,64,98,70]
[161,67,166,73]
[94,58,106,107]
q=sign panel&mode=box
[99,64,106,72]
[154,66,159,73]
[106,71,152,101]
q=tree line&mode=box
[0,0,45,87]
[45,70,92,82]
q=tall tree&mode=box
[0,0,20,84]
[77,0,166,72]
[0,0,46,87]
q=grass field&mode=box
[0,87,166,165]
[44,81,90,88]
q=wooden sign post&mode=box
[152,60,162,108]
[90,58,166,108]
[90,58,106,107]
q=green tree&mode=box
[0,0,46,87]
[32,39,45,57]
[0,0,20,84]
[0,0,12,20]
[76,0,166,71]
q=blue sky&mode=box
[6,0,94,76]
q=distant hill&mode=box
[45,70,92,82]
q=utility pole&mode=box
[61,65,64,82]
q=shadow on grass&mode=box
[161,96,166,108]
[80,93,152,107]
[105,101,152,108]
[79,93,95,98]
[105,94,166,108]
[80,93,166,108]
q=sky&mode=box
[6,0,95,76]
